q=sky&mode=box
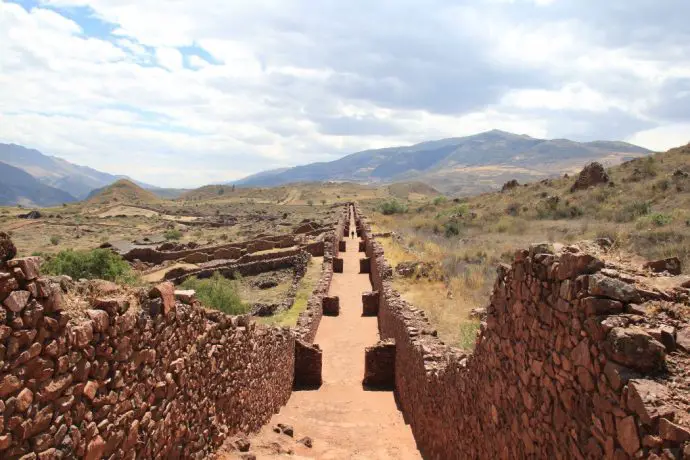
[1,0,689,188]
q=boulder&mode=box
[501,179,519,192]
[571,162,610,191]
[604,327,665,372]
[643,257,681,275]
[0,232,16,263]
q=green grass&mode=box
[181,272,248,315]
[42,249,138,284]
[259,257,322,326]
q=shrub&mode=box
[650,213,672,227]
[49,235,60,246]
[615,201,650,222]
[307,200,314,206]
[164,229,182,241]
[42,249,136,283]
[378,199,408,215]
[181,272,248,315]
[444,221,461,237]
[433,196,447,206]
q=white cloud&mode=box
[0,0,688,188]
[155,47,183,71]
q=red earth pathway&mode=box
[223,211,421,459]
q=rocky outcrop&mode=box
[501,179,519,192]
[358,204,690,459]
[571,161,610,191]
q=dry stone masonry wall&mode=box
[356,205,690,460]
[0,245,294,459]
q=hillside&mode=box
[0,161,77,206]
[0,143,165,199]
[85,179,160,206]
[367,143,690,344]
[236,130,651,195]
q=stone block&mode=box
[184,252,210,264]
[338,240,346,252]
[359,241,366,253]
[362,291,379,316]
[294,340,322,388]
[333,257,344,273]
[359,257,371,274]
[363,339,395,389]
[323,296,340,316]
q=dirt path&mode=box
[219,210,420,459]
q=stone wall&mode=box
[0,255,294,459]
[357,205,690,459]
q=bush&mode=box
[164,229,182,241]
[49,235,60,246]
[181,272,248,315]
[42,249,136,283]
[433,196,447,206]
[615,201,650,222]
[378,199,408,215]
[650,213,672,227]
[444,221,461,237]
[307,200,314,206]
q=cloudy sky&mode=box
[1,0,689,187]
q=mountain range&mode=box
[0,161,77,207]
[0,143,186,205]
[235,130,652,194]
[0,131,653,206]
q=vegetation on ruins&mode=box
[164,229,183,240]
[181,272,248,315]
[42,248,138,284]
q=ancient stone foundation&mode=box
[338,241,346,252]
[294,340,322,389]
[362,291,379,316]
[322,296,340,316]
[359,257,371,274]
[358,241,366,253]
[333,258,344,273]
[357,204,690,460]
[363,339,396,389]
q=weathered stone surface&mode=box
[183,252,210,264]
[174,289,196,304]
[643,257,681,275]
[659,418,690,443]
[362,291,379,316]
[617,416,640,456]
[149,282,175,315]
[333,257,344,273]
[626,379,672,426]
[85,309,109,332]
[4,290,30,312]
[676,326,690,352]
[588,274,640,303]
[604,327,665,372]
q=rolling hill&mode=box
[0,162,77,206]
[0,143,183,199]
[85,179,160,206]
[235,130,652,195]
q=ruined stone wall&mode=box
[357,205,690,460]
[0,256,294,459]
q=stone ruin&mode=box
[2,203,689,459]
[358,203,690,459]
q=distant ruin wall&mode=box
[295,206,348,344]
[357,205,690,459]
[0,257,294,459]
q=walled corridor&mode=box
[236,209,420,459]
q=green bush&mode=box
[444,221,461,237]
[378,199,408,215]
[181,272,248,315]
[42,249,136,283]
[164,229,182,241]
[615,201,650,222]
[432,196,447,206]
[49,235,60,246]
[650,213,672,227]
